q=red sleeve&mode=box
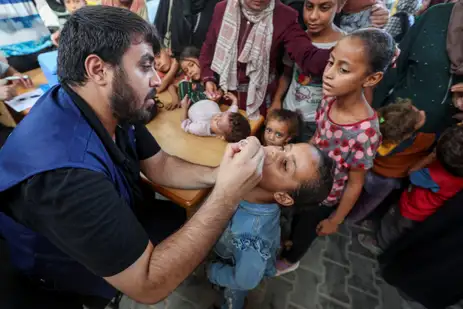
[199,3,224,84]
[282,19,331,77]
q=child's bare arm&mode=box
[157,59,180,93]
[269,66,292,114]
[224,92,238,107]
[317,168,366,236]
[166,84,180,110]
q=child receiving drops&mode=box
[276,28,395,275]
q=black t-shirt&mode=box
[4,123,161,278]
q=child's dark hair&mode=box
[290,145,335,211]
[436,125,463,178]
[348,28,395,73]
[377,98,422,145]
[224,113,251,143]
[179,46,201,62]
[267,109,304,142]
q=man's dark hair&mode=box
[58,5,161,86]
[290,146,335,210]
[436,125,463,177]
[224,113,251,143]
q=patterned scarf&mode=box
[211,0,274,119]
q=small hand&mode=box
[316,219,339,236]
[370,3,390,28]
[0,85,16,101]
[205,81,221,101]
[51,31,60,47]
[223,92,238,105]
[181,95,191,109]
[268,99,282,115]
[451,83,463,111]
[12,73,33,88]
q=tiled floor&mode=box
[118,222,414,309]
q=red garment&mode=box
[199,0,330,114]
[400,161,463,222]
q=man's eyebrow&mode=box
[139,54,154,63]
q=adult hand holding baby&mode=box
[215,137,265,209]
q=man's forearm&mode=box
[141,151,217,189]
[146,188,238,300]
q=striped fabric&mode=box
[0,0,52,57]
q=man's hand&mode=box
[215,137,265,205]
[316,218,339,236]
[370,3,389,28]
[205,81,221,101]
[0,85,16,101]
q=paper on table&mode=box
[5,88,44,112]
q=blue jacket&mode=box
[208,201,281,291]
[0,85,135,299]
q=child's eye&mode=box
[283,159,288,171]
[340,68,349,74]
[327,60,334,67]
[276,132,282,138]
[265,127,272,133]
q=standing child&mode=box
[358,125,463,254]
[209,142,335,309]
[271,0,345,141]
[348,98,429,223]
[277,28,395,274]
[263,109,302,147]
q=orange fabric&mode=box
[342,0,377,13]
[372,133,436,178]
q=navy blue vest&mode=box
[0,85,135,299]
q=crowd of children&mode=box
[146,1,463,308]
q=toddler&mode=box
[359,125,463,254]
[272,0,346,141]
[181,92,250,143]
[277,28,395,275]
[348,98,428,223]
[209,142,335,309]
[263,109,302,147]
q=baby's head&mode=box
[436,125,463,178]
[154,48,173,74]
[264,109,302,147]
[378,98,426,146]
[64,0,86,13]
[323,28,395,97]
[259,143,335,209]
[211,109,251,143]
[179,46,201,81]
[303,0,347,36]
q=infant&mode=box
[181,92,251,143]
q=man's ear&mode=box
[274,192,294,207]
[84,54,110,86]
[363,71,384,88]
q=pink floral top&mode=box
[314,97,381,206]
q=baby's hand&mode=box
[181,95,191,109]
[224,92,238,105]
